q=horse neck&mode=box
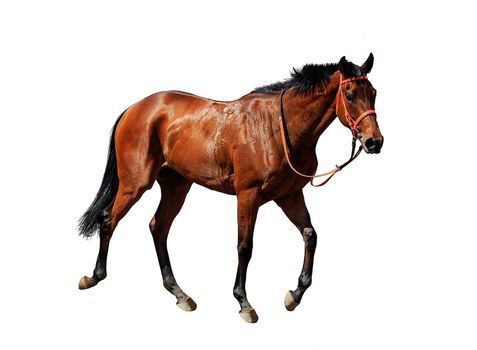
[282,72,340,151]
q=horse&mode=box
[78,53,383,323]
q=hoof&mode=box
[176,297,197,312]
[239,309,259,323]
[284,291,299,311]
[78,276,90,290]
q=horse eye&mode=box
[345,92,353,101]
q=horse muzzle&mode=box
[362,136,383,154]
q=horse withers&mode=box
[78,54,383,323]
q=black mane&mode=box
[253,60,364,95]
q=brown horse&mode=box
[78,54,383,323]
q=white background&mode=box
[1,1,476,349]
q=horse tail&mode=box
[78,111,125,238]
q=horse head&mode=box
[336,53,384,154]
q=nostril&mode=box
[365,138,376,150]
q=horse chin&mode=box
[366,147,381,154]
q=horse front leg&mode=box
[233,187,261,323]
[275,190,317,311]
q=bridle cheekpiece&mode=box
[335,75,377,137]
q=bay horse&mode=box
[78,54,383,323]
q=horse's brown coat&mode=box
[79,55,383,323]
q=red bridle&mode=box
[336,75,377,137]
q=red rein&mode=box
[336,75,377,136]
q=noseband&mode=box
[278,74,376,187]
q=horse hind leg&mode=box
[78,199,114,290]
[149,170,195,311]
[79,158,158,290]
[78,179,155,289]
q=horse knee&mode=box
[237,241,253,260]
[302,227,317,249]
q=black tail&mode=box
[78,112,125,238]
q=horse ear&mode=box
[361,53,374,74]
[337,56,347,73]
[337,56,353,77]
